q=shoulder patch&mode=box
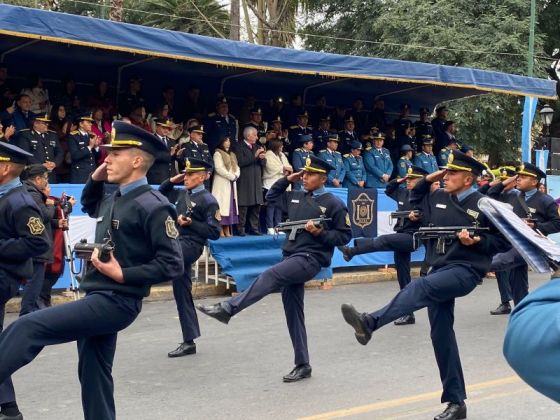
[27,216,45,235]
[165,216,179,239]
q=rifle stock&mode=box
[413,226,489,254]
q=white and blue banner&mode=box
[521,96,538,163]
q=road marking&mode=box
[298,376,521,420]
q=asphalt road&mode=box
[5,273,559,420]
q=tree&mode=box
[109,0,123,21]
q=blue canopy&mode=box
[0,4,556,112]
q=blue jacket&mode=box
[413,152,438,174]
[292,148,314,190]
[317,149,346,186]
[397,157,412,179]
[342,154,366,188]
[437,148,451,167]
[363,147,393,188]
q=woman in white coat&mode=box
[262,139,293,234]
[212,136,240,237]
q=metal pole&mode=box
[528,0,536,77]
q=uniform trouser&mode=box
[354,233,415,290]
[266,204,283,229]
[20,261,46,316]
[495,270,512,304]
[0,270,19,405]
[39,272,61,307]
[490,249,528,305]
[224,253,322,366]
[363,264,480,403]
[173,240,202,342]
[238,205,261,233]
[0,290,141,420]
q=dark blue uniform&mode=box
[313,128,332,152]
[337,130,359,154]
[203,113,238,153]
[414,120,434,151]
[14,129,63,183]
[159,181,220,344]
[177,141,212,171]
[217,176,352,367]
[288,125,312,157]
[67,130,99,184]
[0,179,50,411]
[146,134,177,185]
[0,176,183,420]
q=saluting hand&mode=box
[91,162,108,181]
[426,169,446,183]
[457,229,480,246]
[287,170,304,183]
[170,173,185,184]
[91,248,124,283]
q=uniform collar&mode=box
[455,186,477,202]
[305,186,327,197]
[0,177,23,198]
[524,188,538,201]
[79,129,88,136]
[189,184,205,194]
[119,177,148,196]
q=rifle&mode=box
[276,217,332,241]
[390,210,422,227]
[413,225,489,255]
[73,238,115,263]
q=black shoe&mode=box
[168,342,196,358]
[434,402,466,420]
[249,231,262,236]
[196,303,231,324]
[341,304,372,345]
[282,364,312,383]
[238,230,246,237]
[394,314,415,325]
[337,245,354,262]
[0,413,23,420]
[490,303,511,315]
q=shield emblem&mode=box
[352,192,374,228]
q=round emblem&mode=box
[305,157,311,167]
[448,153,454,164]
[519,164,525,172]
[407,167,413,175]
[185,159,191,169]
[501,170,507,177]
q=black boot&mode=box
[490,302,511,315]
[337,246,356,262]
[196,302,232,324]
[434,402,466,420]
[341,304,372,345]
[282,364,312,382]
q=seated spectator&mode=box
[0,120,15,143]
[87,80,116,119]
[263,138,292,234]
[67,112,99,183]
[7,94,34,132]
[364,133,393,188]
[129,104,151,132]
[342,141,366,189]
[48,104,68,137]
[91,107,112,166]
[55,76,81,119]
[212,136,240,237]
[21,74,50,115]
[119,75,144,118]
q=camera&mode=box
[73,238,115,263]
[60,194,73,216]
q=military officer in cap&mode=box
[413,136,439,174]
[341,150,509,420]
[0,142,50,420]
[288,111,312,158]
[317,134,345,187]
[245,107,267,142]
[363,133,393,189]
[198,155,352,382]
[414,107,434,151]
[67,112,100,184]
[0,121,183,420]
[342,141,366,189]
[177,125,212,173]
[487,163,560,309]
[159,158,220,358]
[147,118,179,185]
[393,104,413,140]
[437,138,459,167]
[204,96,238,153]
[292,134,315,190]
[13,113,63,183]
[397,144,414,179]
[313,116,333,152]
[338,115,359,154]
[339,165,430,325]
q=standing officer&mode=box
[159,158,220,358]
[147,118,179,184]
[432,106,449,155]
[291,134,315,190]
[487,163,560,308]
[338,116,359,154]
[198,155,352,382]
[0,121,183,420]
[397,144,414,179]
[67,112,99,184]
[313,116,332,152]
[437,138,459,167]
[414,107,434,152]
[363,133,393,189]
[413,136,439,174]
[342,141,366,189]
[393,104,413,140]
[245,107,267,142]
[13,113,63,183]
[339,165,429,325]
[178,125,212,166]
[317,134,345,187]
[288,111,312,158]
[341,150,509,420]
[0,142,50,420]
[204,96,238,153]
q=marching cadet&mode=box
[67,112,99,184]
[414,107,434,152]
[342,141,366,189]
[159,158,220,358]
[339,165,430,325]
[0,121,183,420]
[397,144,414,179]
[313,116,332,152]
[147,118,179,185]
[198,155,352,382]
[288,111,312,158]
[177,125,212,173]
[0,142,50,420]
[317,134,345,187]
[437,138,459,167]
[338,115,359,154]
[363,133,393,189]
[487,163,560,309]
[13,113,63,183]
[341,150,509,420]
[413,136,439,174]
[203,96,238,153]
[291,134,315,190]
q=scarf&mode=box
[216,148,238,173]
